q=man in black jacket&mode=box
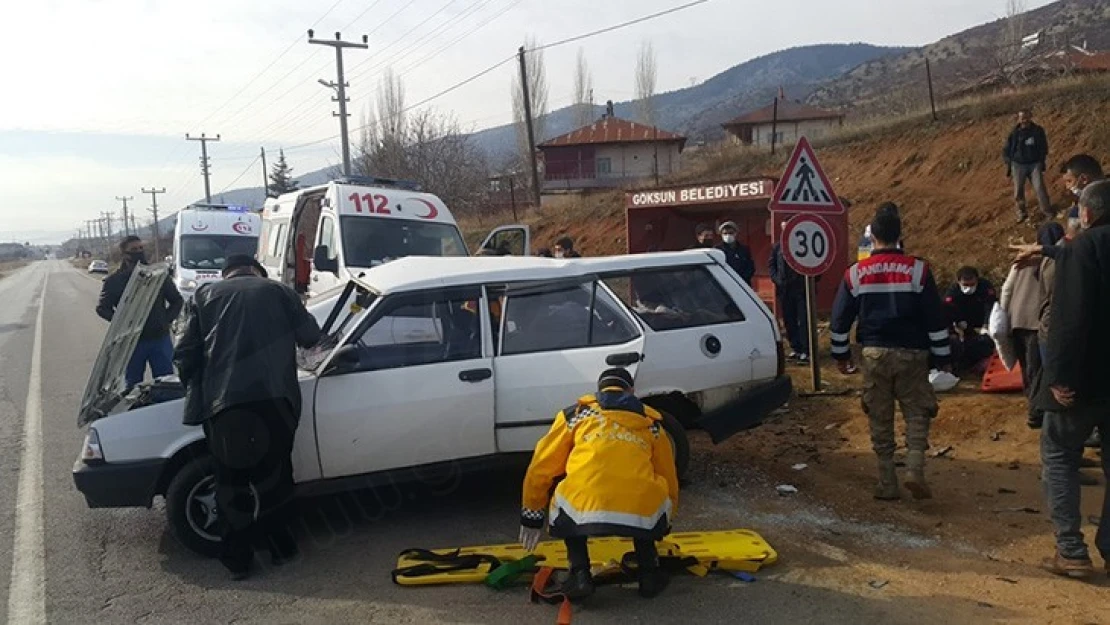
[1038,180,1110,579]
[96,236,183,388]
[174,255,323,579]
[943,266,997,374]
[769,227,808,361]
[716,221,755,285]
[1003,109,1052,223]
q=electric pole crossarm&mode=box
[186,133,221,204]
[141,187,167,261]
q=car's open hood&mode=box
[78,263,170,427]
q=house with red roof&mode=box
[722,93,844,148]
[538,101,686,194]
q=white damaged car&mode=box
[73,252,792,556]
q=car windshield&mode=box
[340,216,467,268]
[179,235,259,270]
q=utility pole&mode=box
[142,187,166,260]
[309,30,368,177]
[925,57,939,122]
[115,196,134,236]
[260,146,269,201]
[518,45,542,207]
[186,133,221,204]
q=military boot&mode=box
[874,458,901,500]
[903,451,933,500]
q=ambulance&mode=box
[259,176,528,297]
[170,204,262,300]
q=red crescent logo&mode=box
[413,198,439,220]
[191,221,209,232]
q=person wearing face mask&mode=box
[552,236,581,259]
[943,266,997,375]
[715,221,755,285]
[690,223,715,249]
[1012,155,1104,263]
[1036,180,1110,579]
[96,235,184,388]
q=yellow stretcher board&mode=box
[393,529,778,586]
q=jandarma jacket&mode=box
[520,391,679,541]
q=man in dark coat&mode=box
[944,266,997,374]
[1037,180,1110,579]
[96,235,183,388]
[716,221,755,285]
[174,255,323,579]
[1003,109,1052,222]
[769,226,808,361]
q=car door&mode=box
[312,285,496,479]
[310,212,342,296]
[491,278,644,452]
[601,261,773,401]
[478,225,530,256]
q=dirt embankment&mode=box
[462,76,1110,285]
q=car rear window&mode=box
[603,267,745,331]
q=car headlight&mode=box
[81,428,104,463]
[177,279,198,291]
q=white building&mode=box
[722,98,844,148]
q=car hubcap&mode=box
[186,476,221,543]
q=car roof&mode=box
[356,250,726,294]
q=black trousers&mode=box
[564,536,658,575]
[202,399,297,571]
[1012,329,1043,420]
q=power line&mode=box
[217,155,262,195]
[533,0,710,52]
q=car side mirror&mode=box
[313,245,339,274]
[325,344,360,374]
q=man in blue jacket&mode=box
[830,210,950,501]
[1003,109,1052,223]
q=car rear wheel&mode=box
[165,456,222,558]
[658,411,690,480]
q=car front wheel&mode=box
[164,455,222,558]
[658,411,690,480]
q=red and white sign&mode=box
[769,137,845,215]
[335,185,446,221]
[232,221,253,235]
[781,214,837,277]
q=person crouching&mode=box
[518,368,679,601]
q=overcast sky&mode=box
[0,0,1052,243]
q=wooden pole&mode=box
[770,97,779,155]
[925,57,938,122]
[805,275,821,392]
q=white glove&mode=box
[519,526,544,552]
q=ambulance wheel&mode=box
[165,456,222,558]
[659,411,690,480]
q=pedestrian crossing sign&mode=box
[768,137,845,215]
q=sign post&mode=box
[769,137,845,393]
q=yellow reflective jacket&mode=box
[520,390,679,540]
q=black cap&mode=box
[222,254,268,278]
[597,368,634,392]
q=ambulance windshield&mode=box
[340,217,467,267]
[180,235,260,270]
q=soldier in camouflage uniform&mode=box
[830,210,951,500]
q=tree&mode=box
[267,149,299,197]
[635,41,658,126]
[355,72,490,217]
[511,36,549,165]
[572,48,594,127]
[994,0,1029,85]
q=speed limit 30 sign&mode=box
[780,214,838,277]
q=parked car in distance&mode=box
[88,260,109,274]
[72,251,792,556]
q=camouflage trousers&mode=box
[860,347,939,459]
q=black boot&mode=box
[638,569,670,598]
[561,568,595,602]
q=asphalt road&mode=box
[0,261,988,624]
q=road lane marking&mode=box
[6,269,48,625]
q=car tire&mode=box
[165,455,222,558]
[658,411,690,480]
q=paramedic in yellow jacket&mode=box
[519,368,679,600]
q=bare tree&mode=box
[355,76,489,218]
[994,0,1029,85]
[511,36,549,165]
[635,41,658,126]
[572,48,594,127]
